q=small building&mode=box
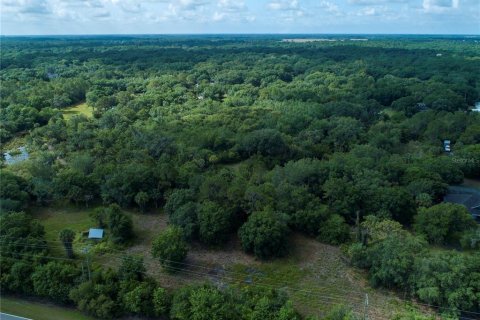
[443,140,451,152]
[88,228,104,239]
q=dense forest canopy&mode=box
[0,35,479,320]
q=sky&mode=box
[1,0,479,35]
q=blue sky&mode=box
[1,0,479,35]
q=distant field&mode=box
[62,102,93,120]
[0,296,93,320]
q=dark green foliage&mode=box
[118,255,145,281]
[170,284,235,320]
[4,261,34,294]
[123,281,157,316]
[290,204,330,236]
[170,284,299,320]
[32,262,80,303]
[238,129,289,158]
[169,201,199,240]
[239,208,289,259]
[317,214,351,245]
[460,228,480,250]
[164,189,196,216]
[153,287,171,317]
[197,201,233,245]
[414,203,477,245]
[69,269,121,319]
[90,204,133,243]
[59,228,76,258]
[152,226,188,271]
[3,36,480,317]
[0,211,47,258]
[412,251,480,312]
[367,233,426,289]
[0,170,29,212]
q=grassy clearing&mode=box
[31,205,420,318]
[62,102,93,120]
[228,235,410,319]
[0,296,93,320]
[33,205,95,257]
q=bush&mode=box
[197,201,233,245]
[107,204,134,243]
[152,226,188,271]
[170,284,236,320]
[118,255,145,281]
[239,208,289,259]
[32,262,80,303]
[153,287,171,317]
[170,201,199,240]
[317,214,350,245]
[414,203,476,245]
[460,228,480,250]
[123,281,156,316]
[290,204,330,236]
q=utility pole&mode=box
[363,293,369,320]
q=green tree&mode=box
[118,255,145,281]
[152,226,188,271]
[106,204,134,243]
[239,208,289,259]
[153,287,171,317]
[197,201,233,245]
[367,233,426,289]
[414,203,476,245]
[317,214,351,245]
[32,262,79,303]
[58,228,75,258]
[134,191,149,213]
[123,281,156,316]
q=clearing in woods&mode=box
[34,206,426,319]
[62,102,93,120]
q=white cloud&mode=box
[423,0,459,12]
[267,0,300,11]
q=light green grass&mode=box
[228,237,410,318]
[0,296,93,320]
[33,206,94,257]
[62,102,93,120]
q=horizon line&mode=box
[1,32,480,37]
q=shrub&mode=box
[317,214,350,245]
[239,208,289,259]
[152,226,188,271]
[197,201,233,245]
[414,203,476,245]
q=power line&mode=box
[3,239,479,317]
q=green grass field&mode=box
[0,296,93,320]
[33,205,94,257]
[62,102,93,120]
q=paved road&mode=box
[0,313,31,320]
